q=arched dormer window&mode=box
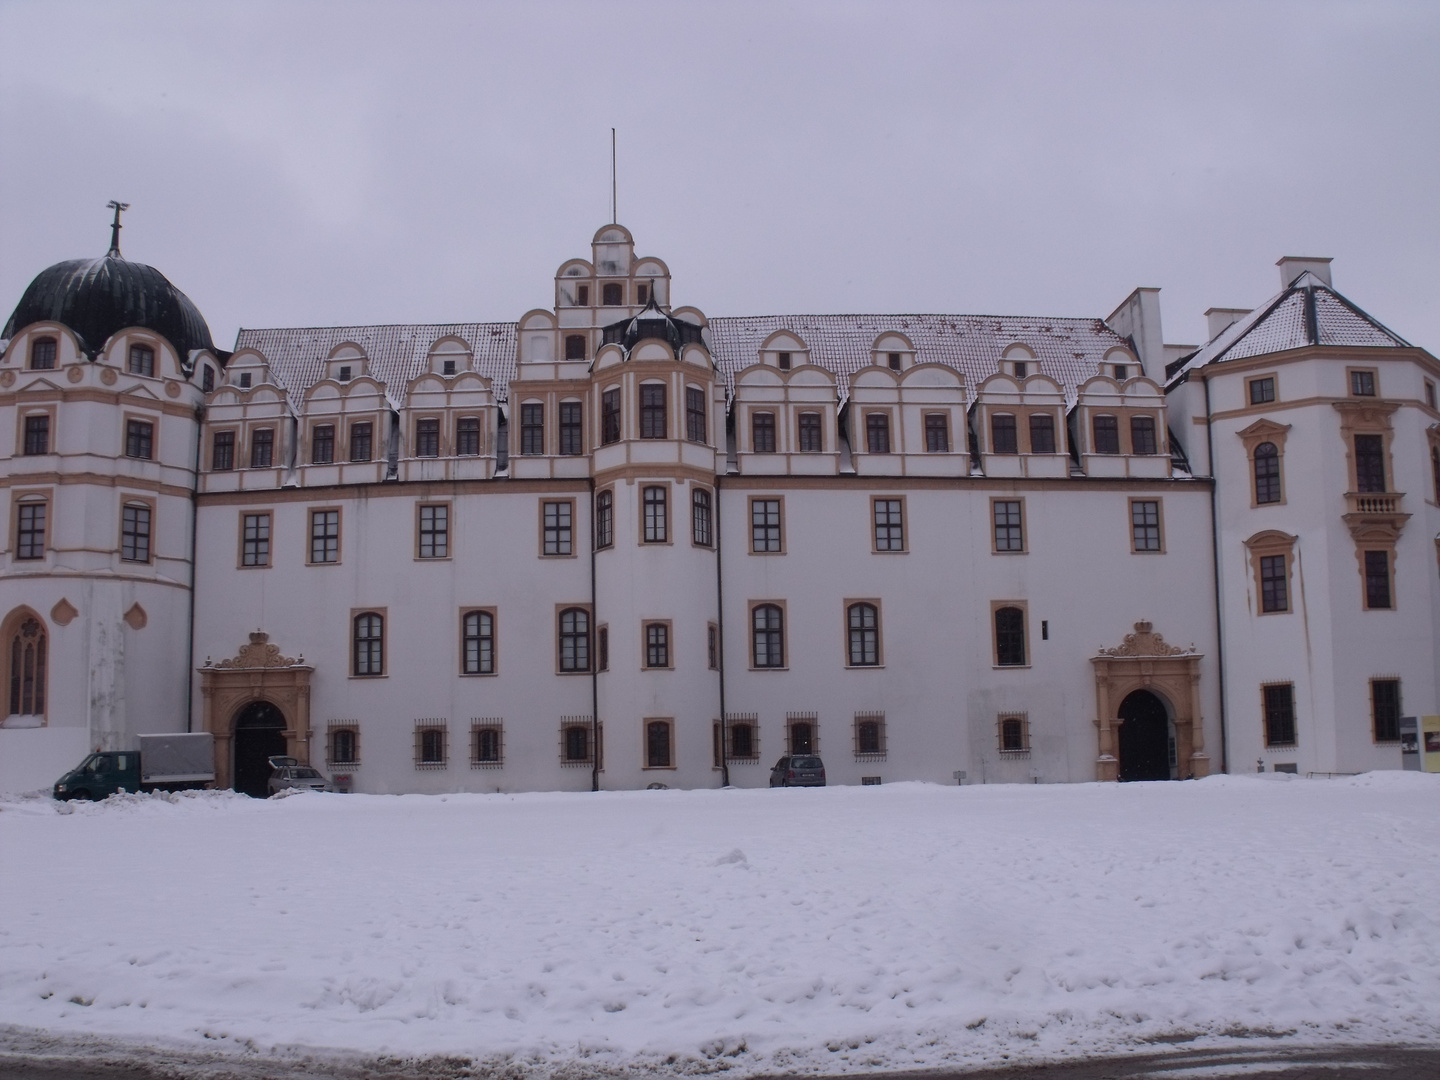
[29,337,57,371]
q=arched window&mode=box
[994,606,1026,666]
[558,607,590,672]
[847,603,879,666]
[353,612,384,676]
[29,337,57,370]
[1254,442,1281,504]
[462,610,494,674]
[752,604,784,668]
[7,615,46,716]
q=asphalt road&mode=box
[2,1034,1439,1080]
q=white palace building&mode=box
[1,219,1435,795]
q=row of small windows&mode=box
[12,498,153,563]
[1252,545,1395,614]
[25,338,222,390]
[564,281,650,309]
[18,416,159,461]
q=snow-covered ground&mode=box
[2,774,1438,1075]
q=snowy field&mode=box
[2,774,1439,1076]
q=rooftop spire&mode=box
[106,200,130,257]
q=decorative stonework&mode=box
[50,598,78,626]
[165,380,181,398]
[66,365,84,383]
[122,602,147,630]
[207,630,303,670]
[100,367,118,386]
[0,370,14,388]
[1095,621,1195,658]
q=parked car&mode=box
[769,754,826,787]
[267,755,328,795]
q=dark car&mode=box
[769,754,826,787]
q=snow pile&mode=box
[2,774,1439,1073]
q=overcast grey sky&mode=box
[3,1,1438,355]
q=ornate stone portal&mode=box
[1091,621,1207,782]
[198,632,314,789]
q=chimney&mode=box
[1276,256,1332,289]
[1204,307,1252,342]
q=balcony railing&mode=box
[1346,491,1404,515]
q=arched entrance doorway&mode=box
[233,701,287,797]
[1117,689,1172,782]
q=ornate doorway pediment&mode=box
[1091,621,1207,782]
[199,632,314,791]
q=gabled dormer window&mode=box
[1012,361,1027,379]
[239,372,252,389]
[777,351,792,370]
[1113,363,1129,381]
[338,365,352,382]
[887,352,901,372]
[442,360,456,376]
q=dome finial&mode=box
[106,200,130,257]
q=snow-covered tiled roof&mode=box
[1167,273,1409,384]
[233,323,517,402]
[231,312,1131,407]
[706,313,1130,400]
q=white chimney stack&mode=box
[1204,307,1252,341]
[1277,256,1333,289]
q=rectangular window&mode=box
[565,334,587,361]
[562,722,593,764]
[559,401,583,455]
[1029,413,1057,453]
[865,413,891,454]
[991,413,1018,454]
[692,487,712,547]
[1428,381,1437,410]
[249,428,273,468]
[121,504,152,563]
[854,713,886,758]
[416,418,441,457]
[993,499,1024,553]
[349,422,373,462]
[1364,550,1392,609]
[601,388,621,444]
[924,413,949,452]
[415,724,447,768]
[645,719,674,768]
[686,386,706,444]
[311,424,335,464]
[998,713,1030,753]
[1263,684,1296,747]
[1130,415,1158,455]
[241,512,271,567]
[708,623,718,670]
[576,284,590,306]
[461,610,495,675]
[1249,376,1276,405]
[310,509,340,564]
[212,431,234,471]
[23,415,50,456]
[872,497,904,552]
[598,625,609,671]
[29,338,57,370]
[887,352,902,372]
[127,344,154,377]
[1092,415,1120,454]
[777,351,792,370]
[644,623,670,669]
[418,503,449,559]
[1350,369,1376,397]
[642,486,667,543]
[471,721,503,766]
[751,603,785,668]
[1260,554,1288,613]
[994,605,1026,666]
[640,384,667,439]
[327,727,359,766]
[727,717,759,760]
[520,404,544,455]
[1354,434,1386,493]
[125,419,154,460]
[542,500,573,556]
[239,372,252,388]
[752,411,776,453]
[456,417,481,456]
[846,602,880,666]
[595,490,614,549]
[750,497,782,553]
[16,501,46,560]
[798,412,823,452]
[1372,679,1401,743]
[1131,499,1162,552]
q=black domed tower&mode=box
[3,209,214,366]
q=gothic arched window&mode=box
[8,616,46,716]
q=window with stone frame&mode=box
[125,419,154,460]
[644,622,670,669]
[212,431,235,471]
[414,721,447,768]
[311,424,335,464]
[751,498,782,553]
[416,417,441,457]
[127,344,155,377]
[686,386,707,444]
[645,718,674,768]
[353,612,384,676]
[642,485,668,543]
[865,412,891,454]
[854,712,886,758]
[846,603,880,666]
[1092,414,1120,454]
[1371,678,1400,743]
[994,606,1026,666]
[601,387,621,444]
[15,498,47,560]
[993,499,1024,553]
[998,713,1030,753]
[640,384,667,439]
[456,417,481,456]
[1131,499,1162,552]
[1254,442,1282,504]
[924,413,949,452]
[1262,683,1296,747]
[249,427,273,468]
[1354,434,1386,493]
[471,719,503,766]
[752,411,777,453]
[1249,376,1276,405]
[1349,369,1376,397]
[1029,413,1057,453]
[751,603,785,668]
[120,503,152,563]
[872,497,904,552]
[1130,415,1158,455]
[595,489,614,549]
[1260,554,1288,613]
[418,503,449,558]
[22,415,50,456]
[798,411,823,452]
[310,509,340,563]
[692,487,712,547]
[29,337,56,370]
[461,610,495,675]
[519,404,544,455]
[241,512,271,568]
[542,500,573,556]
[349,422,373,462]
[1364,550,1392,609]
[991,413,1018,454]
[559,401,584,455]
[602,282,623,306]
[558,608,591,672]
